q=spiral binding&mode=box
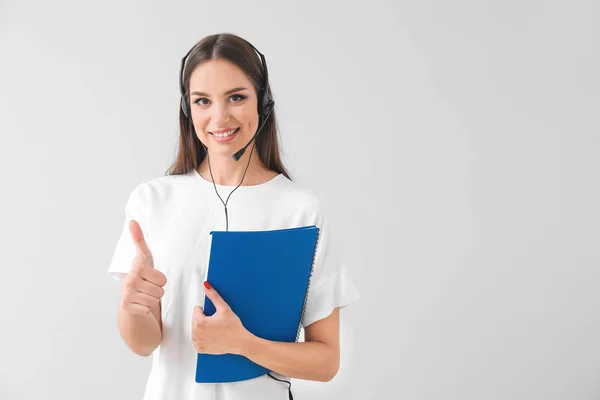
[294,227,320,342]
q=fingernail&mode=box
[204,281,212,290]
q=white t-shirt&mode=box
[107,168,360,400]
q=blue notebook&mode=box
[195,225,320,383]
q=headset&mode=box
[178,38,295,400]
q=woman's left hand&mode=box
[192,281,252,355]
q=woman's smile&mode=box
[210,127,240,143]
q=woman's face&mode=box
[188,58,259,157]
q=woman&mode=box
[107,33,360,400]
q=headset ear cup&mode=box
[259,86,272,115]
[263,99,274,118]
[258,86,272,116]
[262,93,269,113]
[181,97,188,118]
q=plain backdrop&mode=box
[1,0,599,399]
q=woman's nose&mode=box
[212,102,231,124]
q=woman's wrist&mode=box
[238,330,258,357]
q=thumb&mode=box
[203,281,228,312]
[129,219,152,259]
[193,305,205,321]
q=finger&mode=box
[129,219,152,259]
[131,291,160,309]
[141,268,167,287]
[136,279,165,300]
[125,303,151,315]
[203,281,229,312]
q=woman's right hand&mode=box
[120,220,168,316]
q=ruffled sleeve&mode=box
[301,205,360,328]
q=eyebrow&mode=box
[190,87,249,97]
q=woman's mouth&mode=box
[209,128,240,143]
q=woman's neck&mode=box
[197,153,275,186]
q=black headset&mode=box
[178,38,295,400]
[178,38,275,162]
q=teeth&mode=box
[213,128,237,138]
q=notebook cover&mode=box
[195,225,320,383]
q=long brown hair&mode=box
[165,33,292,181]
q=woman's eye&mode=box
[194,94,246,106]
[230,94,246,102]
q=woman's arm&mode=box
[239,308,341,382]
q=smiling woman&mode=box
[107,32,360,400]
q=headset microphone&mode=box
[232,99,274,161]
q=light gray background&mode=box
[1,0,598,399]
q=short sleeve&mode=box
[301,206,360,328]
[106,184,146,281]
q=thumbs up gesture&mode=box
[192,282,253,355]
[120,220,167,316]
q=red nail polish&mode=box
[204,281,212,290]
